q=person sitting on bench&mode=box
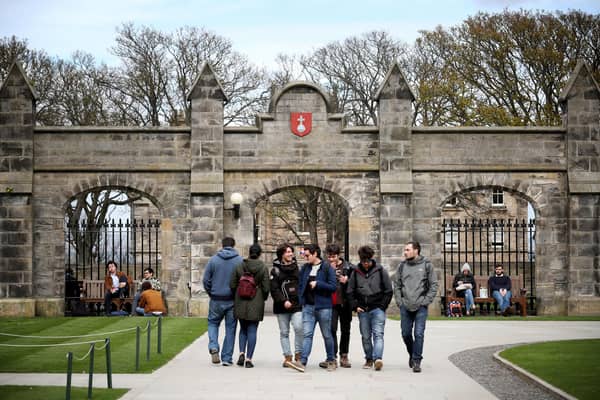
[452,263,476,315]
[488,264,512,316]
[104,261,129,315]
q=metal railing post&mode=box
[105,338,112,388]
[87,343,95,400]
[66,352,73,400]
[146,320,151,361]
[157,316,162,354]
[136,325,141,371]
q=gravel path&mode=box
[449,344,563,400]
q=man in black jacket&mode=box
[347,246,393,371]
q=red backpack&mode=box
[237,265,257,299]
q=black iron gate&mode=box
[65,218,161,282]
[441,218,536,314]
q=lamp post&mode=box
[230,192,243,219]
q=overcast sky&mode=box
[1,0,598,68]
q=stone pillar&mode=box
[187,63,226,316]
[559,60,600,315]
[376,63,415,269]
[0,63,36,316]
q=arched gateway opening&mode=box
[253,186,349,260]
[63,187,162,315]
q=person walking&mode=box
[202,237,243,366]
[394,241,438,373]
[324,243,354,368]
[230,243,270,368]
[286,244,337,372]
[271,243,303,367]
[347,246,393,371]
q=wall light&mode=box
[228,192,243,219]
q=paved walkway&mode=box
[1,317,599,399]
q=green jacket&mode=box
[230,258,270,321]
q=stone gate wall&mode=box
[0,60,598,316]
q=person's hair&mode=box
[325,243,341,256]
[249,243,262,259]
[358,246,374,261]
[495,264,503,269]
[222,237,235,248]
[106,260,117,269]
[144,268,154,275]
[407,241,421,254]
[141,281,152,291]
[276,243,294,260]
[304,244,321,258]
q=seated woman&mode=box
[452,263,476,315]
[136,281,167,316]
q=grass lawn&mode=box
[500,339,600,400]
[0,317,207,373]
[1,385,127,400]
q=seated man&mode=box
[104,261,129,315]
[488,264,512,315]
[136,281,167,316]
[131,267,161,316]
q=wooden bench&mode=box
[79,278,136,315]
[445,274,527,316]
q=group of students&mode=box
[202,237,438,373]
[103,261,166,316]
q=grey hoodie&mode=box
[393,255,438,312]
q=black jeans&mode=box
[331,303,353,356]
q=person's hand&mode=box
[339,275,348,284]
[309,281,317,289]
[457,280,463,285]
[356,307,365,313]
[284,300,292,309]
[500,288,507,296]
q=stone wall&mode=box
[0,60,599,316]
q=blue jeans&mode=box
[301,305,334,364]
[492,290,512,312]
[276,311,303,356]
[400,305,428,362]
[207,299,236,364]
[238,319,259,359]
[464,289,474,311]
[358,308,386,361]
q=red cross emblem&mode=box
[290,112,312,137]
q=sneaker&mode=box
[285,360,305,372]
[409,357,414,368]
[362,360,373,369]
[413,360,421,373]
[374,359,383,371]
[237,353,245,367]
[327,361,337,371]
[319,360,328,369]
[245,360,254,368]
[222,361,232,366]
[209,349,220,364]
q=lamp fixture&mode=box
[228,192,243,219]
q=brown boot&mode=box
[294,352,301,362]
[282,355,292,368]
[340,354,352,368]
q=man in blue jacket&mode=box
[203,237,243,366]
[286,244,337,372]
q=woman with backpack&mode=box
[230,243,270,368]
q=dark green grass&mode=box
[0,317,207,373]
[0,385,127,400]
[500,339,600,400]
